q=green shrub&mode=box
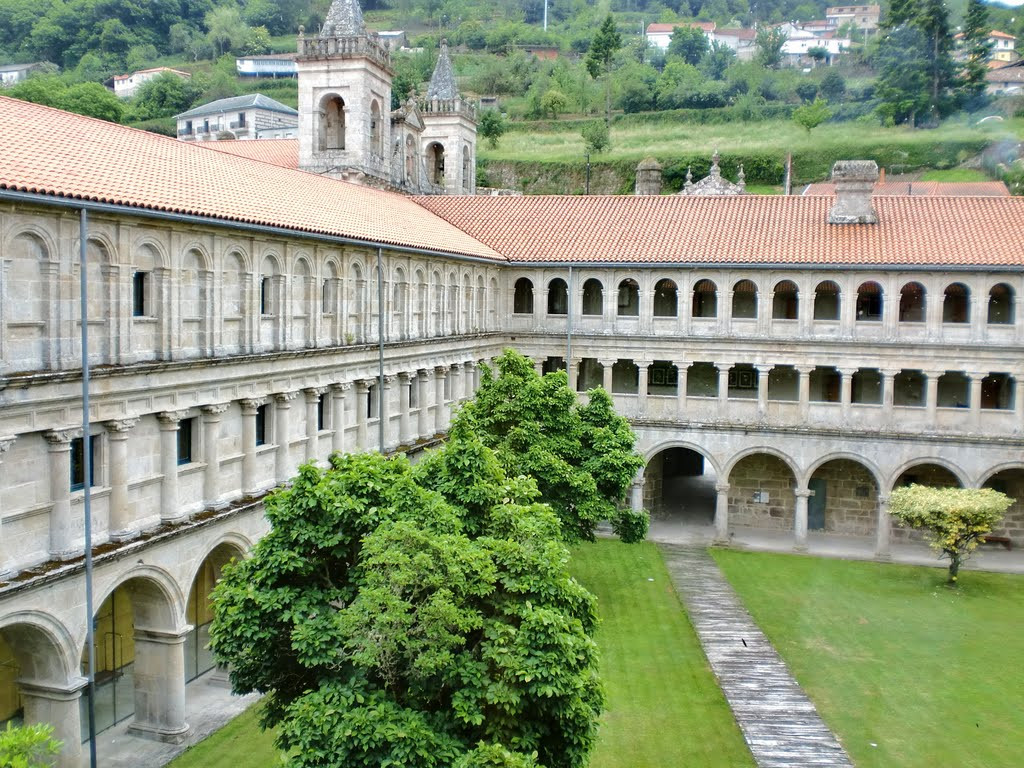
[611,508,650,544]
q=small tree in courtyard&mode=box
[792,97,832,134]
[0,722,62,767]
[889,485,1013,583]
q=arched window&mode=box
[653,279,677,317]
[427,142,445,185]
[988,283,1014,325]
[813,280,840,320]
[319,95,345,150]
[942,282,970,324]
[936,371,969,408]
[899,282,926,322]
[692,279,717,318]
[462,145,471,192]
[855,281,883,321]
[772,280,798,320]
[370,100,382,156]
[405,136,416,184]
[617,279,639,316]
[547,278,568,315]
[514,278,534,314]
[582,279,603,316]
[732,279,758,319]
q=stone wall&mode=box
[811,459,877,536]
[728,454,795,530]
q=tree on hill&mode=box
[457,350,646,543]
[889,485,1013,583]
[875,24,931,125]
[585,14,621,125]
[958,0,992,111]
[128,72,202,122]
[668,26,709,66]
[755,26,787,69]
[792,97,831,132]
[211,436,604,768]
[478,109,507,149]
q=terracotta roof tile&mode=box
[0,95,500,261]
[802,181,1010,197]
[414,194,1024,267]
[202,139,300,169]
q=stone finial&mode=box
[426,39,459,100]
[321,0,365,36]
[737,163,746,192]
[684,166,694,190]
[635,156,663,196]
[829,160,879,225]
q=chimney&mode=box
[635,157,663,196]
[828,160,879,225]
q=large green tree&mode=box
[211,431,604,768]
[457,350,646,544]
[754,26,787,69]
[667,25,709,66]
[958,0,992,111]
[585,14,621,125]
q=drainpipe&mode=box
[566,265,574,380]
[377,247,385,453]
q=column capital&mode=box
[0,436,16,454]
[274,391,298,405]
[967,370,989,381]
[239,397,266,414]
[922,369,944,379]
[796,365,815,376]
[304,386,329,401]
[881,368,900,378]
[877,494,889,506]
[416,368,431,380]
[356,379,372,392]
[382,374,396,387]
[200,403,230,417]
[156,410,189,426]
[434,365,448,377]
[398,371,412,384]
[105,418,139,435]
[794,488,813,499]
[838,367,858,376]
[44,428,82,446]
[597,358,617,368]
[715,482,730,493]
[674,360,690,370]
[755,363,774,374]
[331,381,353,393]
[714,362,733,371]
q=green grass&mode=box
[712,550,1024,768]
[919,168,993,182]
[169,541,753,767]
[572,540,754,768]
[168,705,280,768]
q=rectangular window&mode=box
[260,277,272,315]
[317,394,326,431]
[409,379,418,409]
[70,435,100,491]
[133,271,148,317]
[237,112,246,127]
[255,404,268,446]
[177,418,194,465]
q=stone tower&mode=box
[635,157,663,195]
[295,0,393,186]
[419,40,478,195]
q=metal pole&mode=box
[585,154,591,195]
[543,0,548,31]
[376,247,385,453]
[566,265,573,381]
[80,209,98,768]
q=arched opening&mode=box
[319,95,345,151]
[894,463,962,490]
[893,369,926,407]
[514,278,534,314]
[617,279,640,316]
[78,239,112,365]
[6,232,51,372]
[982,372,1014,410]
[83,575,181,741]
[727,453,797,532]
[180,249,208,357]
[427,142,445,185]
[369,100,382,156]
[772,280,798,320]
[808,366,840,402]
[292,258,312,348]
[582,279,603,316]
[611,359,639,394]
[855,281,883,321]
[731,279,758,319]
[414,269,427,338]
[942,282,970,324]
[185,543,245,683]
[936,371,969,408]
[982,468,1024,541]
[644,447,717,525]
[686,362,719,397]
[851,368,882,404]
[653,279,677,317]
[577,358,603,391]
[988,283,1014,325]
[430,271,443,336]
[692,279,717,318]
[221,251,246,355]
[813,280,840,320]
[547,278,568,315]
[392,269,408,340]
[768,365,799,401]
[727,363,758,399]
[807,459,880,534]
[899,282,926,322]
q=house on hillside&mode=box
[0,61,56,86]
[645,21,716,50]
[112,67,191,99]
[956,30,1017,64]
[175,94,298,141]
[986,59,1024,95]
[780,27,849,66]
[236,53,298,78]
[825,5,881,31]
[712,28,757,60]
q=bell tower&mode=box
[295,0,393,186]
[419,40,478,195]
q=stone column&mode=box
[721,289,733,335]
[716,364,731,410]
[398,373,413,445]
[45,428,82,559]
[925,371,940,426]
[416,370,430,439]
[450,364,463,406]
[675,362,689,419]
[637,362,649,415]
[600,359,615,394]
[714,482,730,543]
[380,375,395,450]
[968,371,984,430]
[304,388,327,464]
[567,360,579,393]
[881,368,898,421]
[274,392,296,482]
[127,627,190,743]
[756,364,772,419]
[875,494,892,560]
[434,367,448,433]
[463,360,476,399]
[839,367,855,421]
[630,469,645,512]
[239,398,264,496]
[20,678,86,768]
[798,366,813,421]
[157,412,188,523]
[106,418,139,541]
[201,404,229,508]
[794,487,811,552]
[0,437,16,577]
[331,383,350,455]
[925,292,942,341]
[355,381,370,449]
[533,357,545,376]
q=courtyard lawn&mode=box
[572,540,754,768]
[712,549,1024,768]
[170,540,753,768]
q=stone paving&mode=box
[661,543,854,768]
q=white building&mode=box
[112,67,191,99]
[175,93,299,141]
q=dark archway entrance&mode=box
[645,447,716,524]
[982,467,1024,542]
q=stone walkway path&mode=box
[661,544,854,768]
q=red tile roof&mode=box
[201,138,300,169]
[0,95,499,260]
[802,181,1010,197]
[414,194,1024,266]
[646,22,716,34]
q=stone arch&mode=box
[979,465,1024,540]
[642,439,723,476]
[431,269,444,335]
[488,276,499,327]
[855,280,883,321]
[942,281,970,324]
[803,452,883,490]
[887,458,967,493]
[723,445,800,481]
[476,274,486,329]
[180,247,210,356]
[725,448,800,533]
[899,281,926,322]
[0,612,77,684]
[732,279,758,319]
[369,99,382,156]
[547,277,568,315]
[462,145,471,192]
[581,278,603,316]
[183,538,249,683]
[987,282,1014,324]
[4,230,54,372]
[643,443,721,524]
[804,455,883,536]
[617,278,640,317]
[653,278,678,317]
[133,237,169,270]
[772,279,799,320]
[813,279,841,320]
[3,225,58,263]
[427,141,445,185]
[180,241,213,273]
[414,267,427,336]
[977,461,1024,488]
[392,265,409,340]
[692,278,717,318]
[93,566,186,633]
[319,94,345,151]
